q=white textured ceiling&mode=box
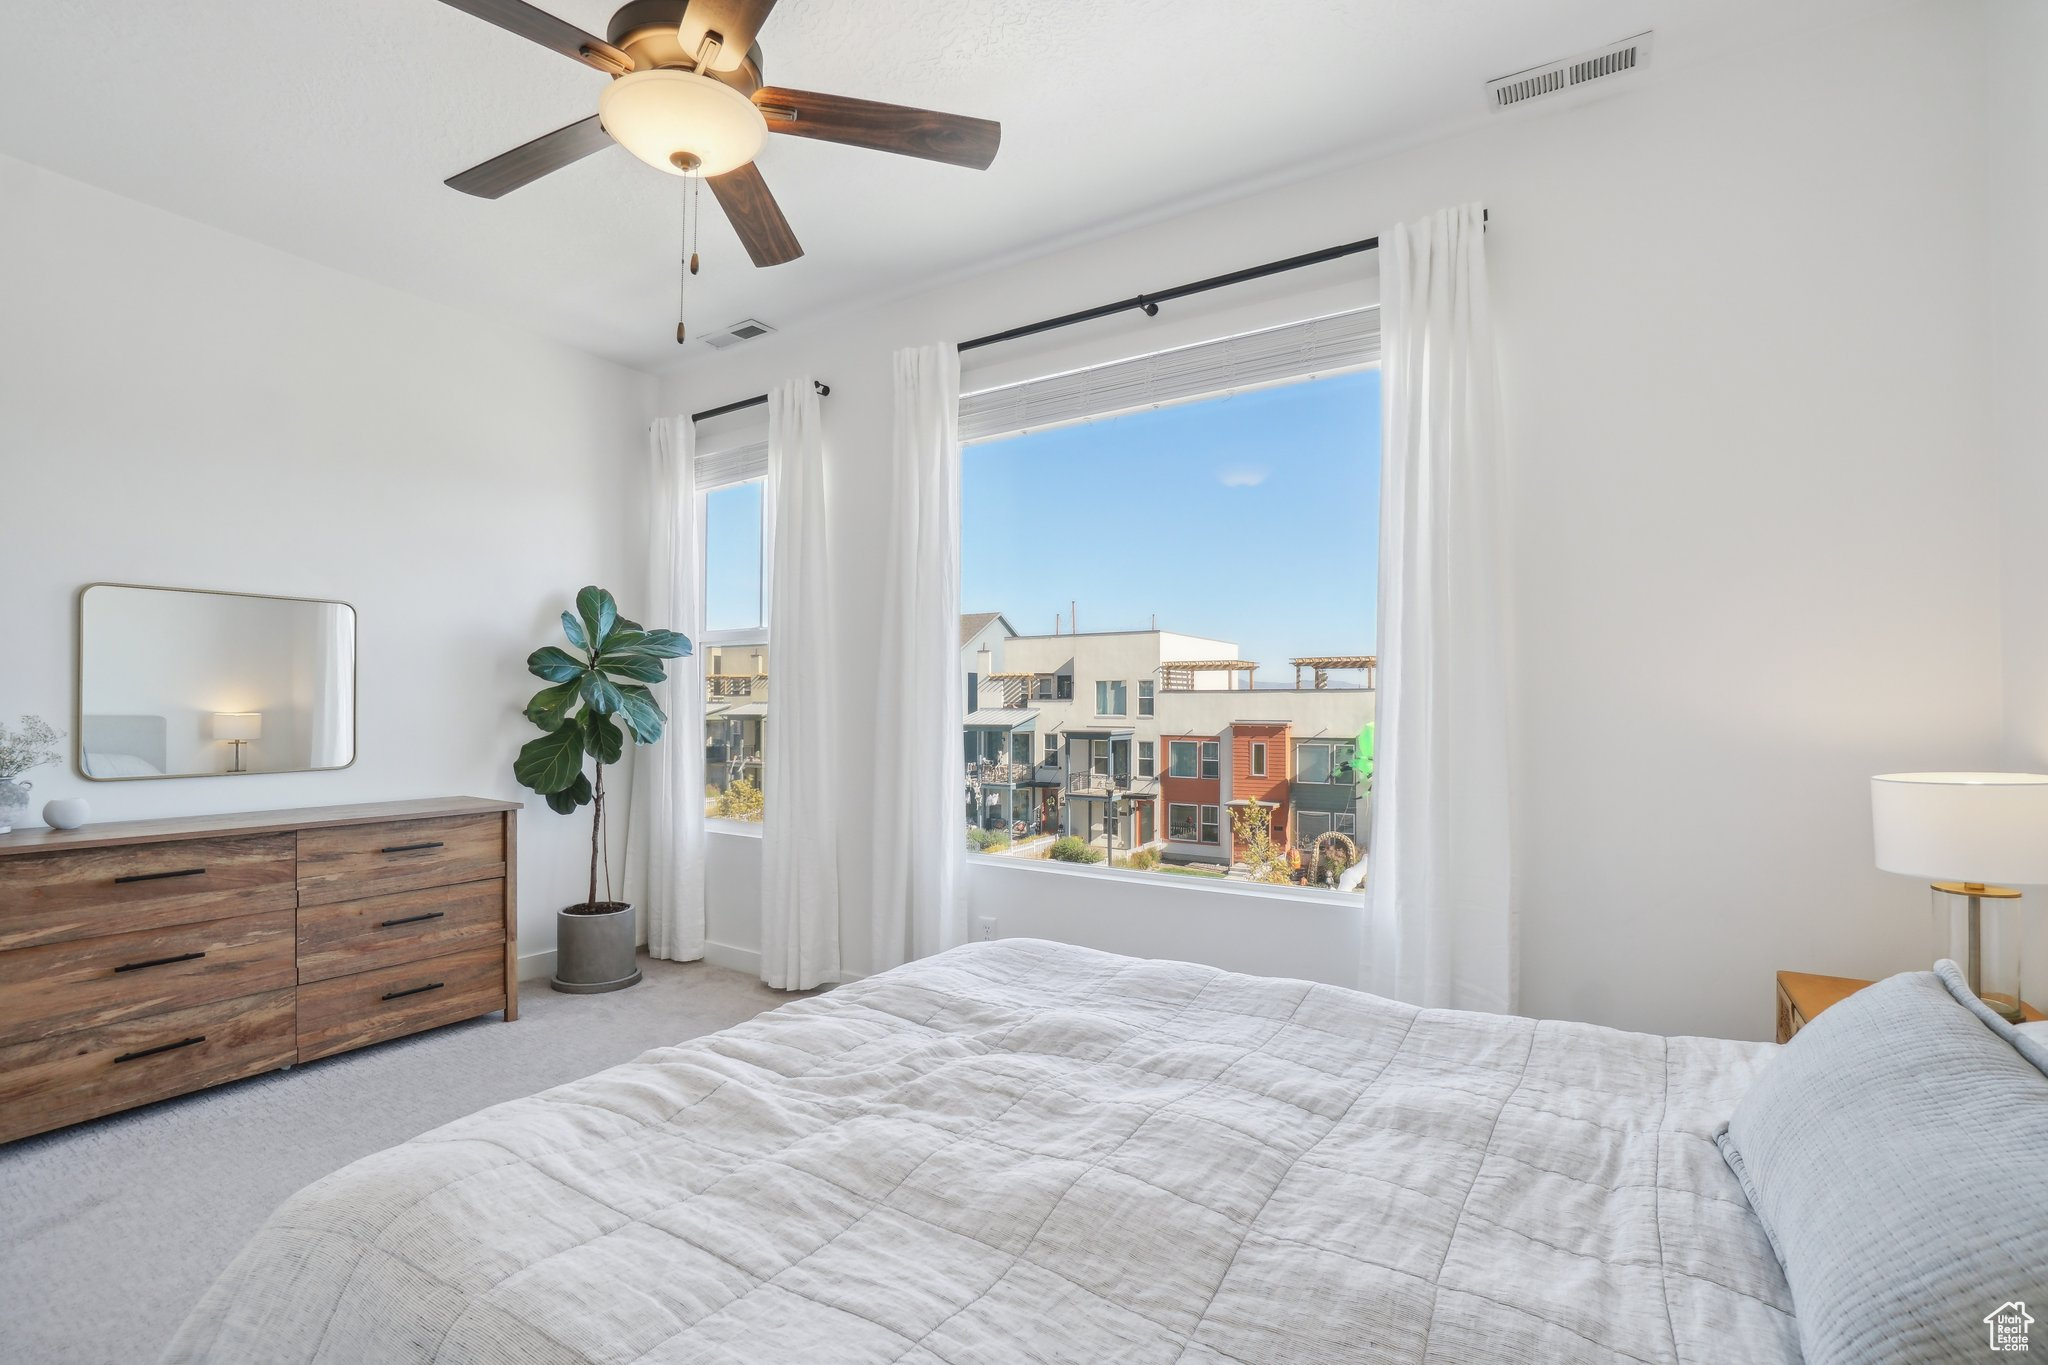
[1,0,1895,371]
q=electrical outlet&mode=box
[976,916,998,942]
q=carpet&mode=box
[0,957,794,1365]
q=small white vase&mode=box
[43,798,91,831]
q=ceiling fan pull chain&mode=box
[677,176,691,345]
[690,174,702,277]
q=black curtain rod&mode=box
[957,238,1377,353]
[691,379,830,424]
[957,211,1485,354]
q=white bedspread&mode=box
[165,940,1797,1364]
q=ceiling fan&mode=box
[436,0,1002,270]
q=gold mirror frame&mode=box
[74,583,359,782]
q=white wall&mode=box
[660,0,2009,1038]
[0,153,655,972]
[1987,0,2048,979]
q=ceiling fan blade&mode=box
[435,0,631,73]
[446,116,614,198]
[753,87,1000,170]
[677,0,780,72]
[707,163,803,267]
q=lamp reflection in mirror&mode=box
[211,712,261,774]
[1871,772,2048,1022]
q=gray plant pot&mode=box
[551,901,642,994]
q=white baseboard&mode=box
[701,940,762,976]
[517,948,557,982]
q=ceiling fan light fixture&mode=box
[598,69,767,178]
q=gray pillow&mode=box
[1717,962,2048,1365]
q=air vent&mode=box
[1487,32,1652,112]
[702,318,776,350]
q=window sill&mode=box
[707,819,763,839]
[967,853,1368,908]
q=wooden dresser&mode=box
[0,797,519,1143]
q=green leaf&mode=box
[528,646,587,684]
[544,771,593,815]
[514,725,586,794]
[559,610,588,653]
[606,618,646,651]
[582,710,624,765]
[524,681,581,732]
[616,685,667,744]
[610,629,691,660]
[599,655,667,684]
[576,587,619,653]
[579,672,625,715]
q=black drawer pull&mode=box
[380,841,445,855]
[114,867,207,885]
[114,950,207,973]
[379,911,446,928]
[114,1035,205,1063]
[381,982,445,1002]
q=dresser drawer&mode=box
[0,833,296,953]
[0,987,296,1143]
[296,814,505,907]
[297,880,506,985]
[296,941,506,1061]
[0,909,296,1047]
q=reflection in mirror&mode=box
[78,585,356,780]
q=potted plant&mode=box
[513,587,689,993]
[0,716,63,834]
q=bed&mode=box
[164,939,1797,1364]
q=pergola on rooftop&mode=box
[1289,656,1378,690]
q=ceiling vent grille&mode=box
[1488,32,1652,112]
[702,318,776,349]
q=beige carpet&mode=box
[0,957,794,1365]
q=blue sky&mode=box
[962,370,1380,679]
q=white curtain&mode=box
[760,378,841,989]
[309,603,354,768]
[870,344,966,972]
[630,415,707,963]
[1366,203,1515,1014]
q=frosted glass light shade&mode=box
[598,70,767,178]
[1870,772,2048,885]
[211,712,262,742]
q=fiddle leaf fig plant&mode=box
[514,587,690,912]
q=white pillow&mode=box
[85,751,162,778]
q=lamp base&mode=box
[1929,882,2025,1022]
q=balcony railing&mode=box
[1066,771,1136,798]
[968,760,1039,786]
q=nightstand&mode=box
[1775,970,2043,1043]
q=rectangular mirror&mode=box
[77,584,356,780]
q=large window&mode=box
[701,460,769,823]
[957,313,1379,892]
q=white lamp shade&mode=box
[1870,772,2048,885]
[597,70,767,178]
[211,712,262,742]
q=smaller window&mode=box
[1250,742,1267,778]
[1095,680,1128,716]
[1035,675,1053,699]
[1043,734,1059,764]
[1056,674,1073,700]
[1200,805,1221,845]
[1091,738,1110,776]
[1168,803,1199,842]
[1200,741,1220,780]
[1137,740,1155,778]
[1296,742,1332,785]
[1138,680,1155,717]
[1011,733,1030,766]
[1335,812,1357,836]
[1167,741,1198,778]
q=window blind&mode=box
[695,439,767,489]
[958,305,1380,444]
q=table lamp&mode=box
[1871,772,2048,1022]
[212,712,261,773]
